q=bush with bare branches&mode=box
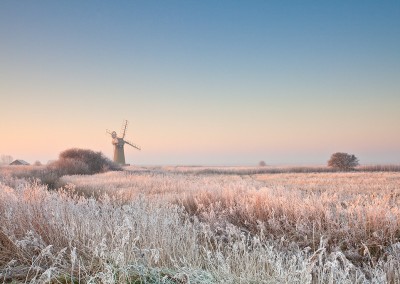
[0,155,13,165]
[53,148,121,175]
[328,152,359,170]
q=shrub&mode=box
[51,148,121,175]
[48,157,91,176]
[258,161,267,167]
[328,152,359,170]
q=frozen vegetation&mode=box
[1,165,400,283]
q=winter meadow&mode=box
[2,1,400,283]
[1,150,400,283]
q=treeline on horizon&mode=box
[1,149,400,188]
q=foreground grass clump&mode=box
[1,167,400,283]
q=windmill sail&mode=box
[121,120,128,138]
[125,140,141,150]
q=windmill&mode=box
[106,120,141,165]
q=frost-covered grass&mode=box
[1,166,400,283]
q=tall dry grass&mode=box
[0,177,307,283]
[62,170,400,260]
[1,167,400,283]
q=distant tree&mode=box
[259,161,267,167]
[1,155,13,165]
[328,152,359,170]
[34,160,42,166]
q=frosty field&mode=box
[1,166,400,283]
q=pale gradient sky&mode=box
[1,1,399,165]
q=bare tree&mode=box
[1,155,13,165]
[259,161,267,167]
[328,152,359,170]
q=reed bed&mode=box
[1,167,400,283]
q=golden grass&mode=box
[1,167,400,282]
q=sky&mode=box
[1,0,399,166]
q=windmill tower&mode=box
[106,120,141,165]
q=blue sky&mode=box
[1,1,399,165]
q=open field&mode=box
[1,166,400,283]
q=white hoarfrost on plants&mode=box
[0,166,400,283]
